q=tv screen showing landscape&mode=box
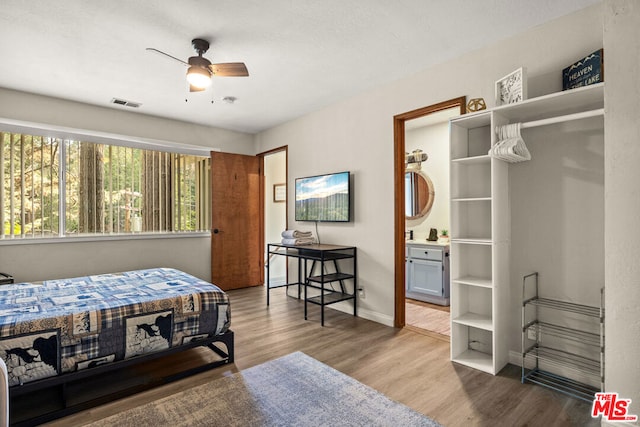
[295,171,350,222]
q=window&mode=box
[1,131,210,239]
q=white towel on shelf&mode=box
[281,230,313,239]
[281,237,315,246]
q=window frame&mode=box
[0,117,213,244]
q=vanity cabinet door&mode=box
[407,258,442,297]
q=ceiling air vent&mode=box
[110,98,142,108]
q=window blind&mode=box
[1,131,210,240]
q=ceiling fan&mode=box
[146,38,249,92]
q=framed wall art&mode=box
[495,67,527,106]
[273,183,286,203]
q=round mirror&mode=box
[405,170,435,220]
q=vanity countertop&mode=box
[405,240,449,247]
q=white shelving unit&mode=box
[448,83,604,375]
[449,110,508,374]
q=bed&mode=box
[0,268,233,424]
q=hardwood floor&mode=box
[405,299,451,338]
[44,286,596,427]
[406,298,451,313]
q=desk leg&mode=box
[266,247,271,306]
[320,263,325,327]
[320,284,325,326]
[304,259,308,320]
[353,249,357,317]
[297,257,302,299]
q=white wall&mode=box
[405,122,450,239]
[1,236,211,283]
[264,150,287,283]
[255,5,604,327]
[0,88,254,154]
[604,0,640,421]
[0,87,254,283]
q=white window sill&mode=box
[0,231,211,246]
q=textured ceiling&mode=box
[0,1,599,134]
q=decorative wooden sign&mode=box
[562,49,604,90]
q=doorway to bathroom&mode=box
[393,98,466,339]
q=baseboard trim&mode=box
[283,287,394,327]
[325,300,394,327]
[356,307,394,327]
[286,294,393,327]
[267,276,287,287]
[509,350,523,367]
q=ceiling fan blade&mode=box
[189,84,206,93]
[146,48,188,66]
[209,62,249,77]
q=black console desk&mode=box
[266,243,357,326]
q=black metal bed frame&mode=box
[9,329,234,426]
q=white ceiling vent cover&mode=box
[110,98,142,108]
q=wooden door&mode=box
[211,152,263,290]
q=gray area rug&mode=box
[89,351,441,426]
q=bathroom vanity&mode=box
[405,241,450,306]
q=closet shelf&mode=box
[452,313,492,331]
[451,238,492,245]
[452,349,493,373]
[452,276,493,288]
[450,111,491,129]
[494,83,604,122]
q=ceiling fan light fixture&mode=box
[148,38,248,93]
[186,66,211,89]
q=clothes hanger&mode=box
[491,123,531,163]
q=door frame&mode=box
[393,97,466,328]
[256,145,288,285]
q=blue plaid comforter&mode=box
[0,268,230,386]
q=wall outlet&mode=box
[358,287,365,299]
[527,327,539,341]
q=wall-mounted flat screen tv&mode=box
[295,171,350,222]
